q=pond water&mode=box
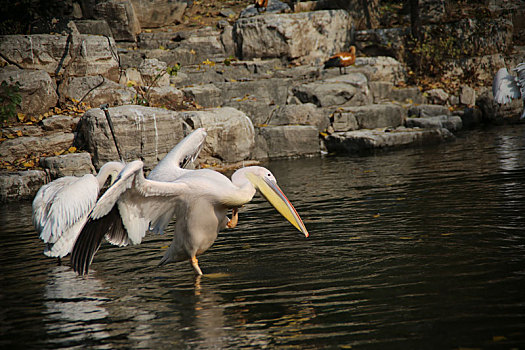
[1,124,525,349]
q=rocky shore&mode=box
[1,0,524,202]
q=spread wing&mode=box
[33,175,99,249]
[71,160,191,275]
[493,68,520,105]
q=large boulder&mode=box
[0,133,75,163]
[255,125,319,159]
[76,105,189,169]
[233,10,352,64]
[324,127,455,154]
[331,103,406,131]
[94,0,141,41]
[0,67,58,117]
[0,170,48,202]
[293,73,372,107]
[0,34,120,81]
[179,107,255,163]
[268,103,329,132]
[40,152,96,178]
[130,0,187,28]
[58,76,136,107]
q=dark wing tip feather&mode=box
[324,56,341,69]
[71,206,123,276]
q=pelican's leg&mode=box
[227,208,239,229]
[191,256,203,275]
[57,257,62,266]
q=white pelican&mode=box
[71,161,309,276]
[32,161,124,261]
[34,128,207,262]
[492,63,525,119]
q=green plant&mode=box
[0,79,22,124]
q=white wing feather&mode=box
[35,175,99,244]
[493,68,520,105]
[88,160,190,245]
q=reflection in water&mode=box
[1,125,525,348]
[44,266,110,346]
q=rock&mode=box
[233,10,352,64]
[293,73,371,107]
[0,170,49,202]
[420,0,446,24]
[73,19,113,37]
[0,34,119,80]
[224,99,274,126]
[76,105,189,169]
[256,125,319,159]
[331,109,358,132]
[268,103,329,131]
[405,115,463,132]
[182,84,223,108]
[94,0,141,41]
[460,85,476,106]
[240,0,291,17]
[355,27,409,61]
[0,67,58,117]
[0,133,75,163]
[119,68,144,86]
[130,0,187,28]
[219,78,291,106]
[139,58,170,87]
[425,88,449,105]
[137,27,228,64]
[352,56,407,83]
[459,107,484,128]
[180,107,255,163]
[3,125,44,138]
[475,88,523,124]
[40,153,95,178]
[324,127,455,154]
[333,103,406,130]
[147,86,185,109]
[41,115,81,132]
[408,104,450,118]
[59,76,135,108]
[389,87,425,104]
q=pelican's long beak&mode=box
[245,173,309,237]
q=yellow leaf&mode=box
[373,213,381,218]
[17,113,26,122]
[190,49,196,55]
[319,132,328,137]
[68,146,77,153]
[16,130,23,137]
[492,336,506,342]
[6,134,15,139]
[22,160,34,167]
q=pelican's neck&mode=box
[148,128,206,182]
[96,161,124,188]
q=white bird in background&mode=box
[32,161,124,262]
[33,128,208,262]
[492,63,525,119]
[71,160,309,276]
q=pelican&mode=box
[32,161,124,261]
[33,128,207,262]
[71,160,309,276]
[492,63,525,119]
[324,46,356,75]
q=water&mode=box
[2,125,525,349]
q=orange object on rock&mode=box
[323,46,356,74]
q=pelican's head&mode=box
[237,166,309,237]
[98,161,126,187]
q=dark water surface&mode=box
[2,125,525,349]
